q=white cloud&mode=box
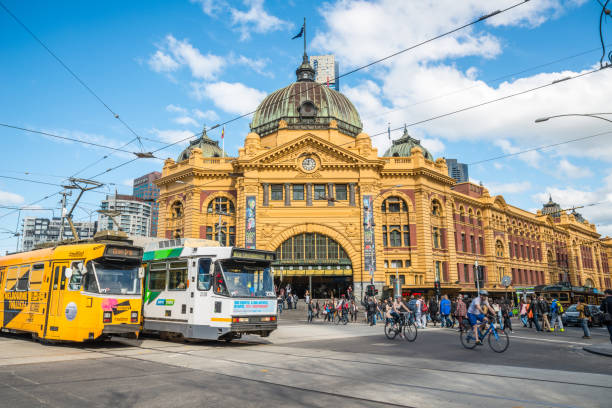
[0,190,24,205]
[150,128,196,145]
[149,35,225,80]
[557,158,593,179]
[166,104,188,114]
[421,138,445,154]
[193,109,219,121]
[173,116,199,127]
[230,54,271,77]
[190,0,227,16]
[191,81,266,115]
[486,181,532,195]
[229,0,292,41]
[148,50,179,73]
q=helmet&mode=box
[479,290,489,296]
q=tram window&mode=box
[197,258,212,290]
[148,262,167,291]
[82,263,99,293]
[168,261,188,290]
[68,262,84,291]
[213,262,228,296]
[29,263,45,291]
[16,265,30,291]
[5,266,19,291]
[559,293,569,302]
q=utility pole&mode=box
[58,190,71,241]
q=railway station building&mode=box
[155,52,612,300]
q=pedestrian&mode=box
[428,297,439,327]
[454,295,467,332]
[286,293,293,310]
[305,290,310,306]
[529,296,542,331]
[599,289,612,344]
[439,295,452,328]
[450,297,457,328]
[501,299,513,333]
[277,292,284,314]
[520,300,528,327]
[315,299,321,318]
[307,298,314,323]
[539,296,551,332]
[418,296,428,328]
[293,293,299,309]
[576,297,591,339]
[549,297,564,332]
[350,299,358,322]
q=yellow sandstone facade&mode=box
[155,54,612,299]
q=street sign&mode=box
[501,275,512,288]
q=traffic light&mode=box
[366,284,378,297]
[474,265,485,288]
[434,281,441,297]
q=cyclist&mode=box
[467,290,493,345]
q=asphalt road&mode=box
[1,320,611,408]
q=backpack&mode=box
[556,301,564,314]
[421,302,429,313]
[582,304,591,317]
[408,299,417,312]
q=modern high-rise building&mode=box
[133,171,161,236]
[98,194,152,237]
[310,54,339,91]
[20,216,96,252]
[446,159,469,183]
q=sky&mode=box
[1,0,612,253]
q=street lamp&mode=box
[535,113,612,124]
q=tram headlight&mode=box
[103,311,112,323]
[131,311,138,323]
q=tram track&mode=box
[76,340,604,408]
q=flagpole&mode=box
[303,17,306,56]
[222,127,225,158]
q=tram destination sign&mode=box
[232,249,275,261]
[105,246,143,258]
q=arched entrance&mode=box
[273,232,352,298]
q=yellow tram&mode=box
[0,232,144,342]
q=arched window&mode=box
[496,241,504,257]
[459,206,465,223]
[584,278,595,288]
[468,208,474,224]
[207,197,235,215]
[171,201,183,218]
[431,199,442,216]
[381,196,410,247]
[275,233,349,261]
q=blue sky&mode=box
[1,0,612,253]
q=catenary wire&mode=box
[0,0,145,151]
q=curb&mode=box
[583,345,612,357]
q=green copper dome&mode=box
[177,128,224,161]
[250,55,363,138]
[383,126,433,160]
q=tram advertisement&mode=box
[232,299,275,314]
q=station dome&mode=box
[250,54,363,138]
[383,125,433,160]
[177,127,224,161]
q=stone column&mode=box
[327,183,334,206]
[306,183,312,206]
[262,183,269,207]
[349,183,356,207]
[284,183,291,207]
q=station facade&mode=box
[155,53,612,299]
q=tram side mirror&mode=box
[138,267,145,279]
[65,268,73,279]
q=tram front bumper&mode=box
[230,322,277,333]
[102,323,141,335]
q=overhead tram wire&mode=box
[0,1,146,152]
[338,64,612,148]
[141,0,532,156]
[361,43,612,122]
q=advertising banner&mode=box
[363,195,376,276]
[245,195,256,249]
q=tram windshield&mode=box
[85,260,141,295]
[219,260,274,298]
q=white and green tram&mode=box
[142,239,277,341]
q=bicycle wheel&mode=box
[488,328,509,353]
[342,315,348,325]
[334,313,341,325]
[403,322,417,342]
[384,321,398,339]
[460,330,477,349]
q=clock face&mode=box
[302,157,316,171]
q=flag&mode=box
[221,127,224,139]
[292,25,304,39]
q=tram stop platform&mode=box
[583,343,612,357]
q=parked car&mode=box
[562,304,604,327]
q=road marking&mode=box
[371,343,398,346]
[510,335,590,346]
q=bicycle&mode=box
[335,310,349,325]
[460,317,509,353]
[384,312,418,342]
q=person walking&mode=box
[307,298,314,323]
[429,297,439,327]
[315,299,321,319]
[454,295,467,332]
[576,297,591,339]
[539,296,551,332]
[450,297,457,328]
[419,296,428,328]
[350,299,358,322]
[305,290,310,306]
[600,289,612,344]
[500,299,513,333]
[528,296,542,331]
[439,295,452,328]
[520,300,529,327]
[549,297,565,332]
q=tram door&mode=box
[45,262,69,338]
